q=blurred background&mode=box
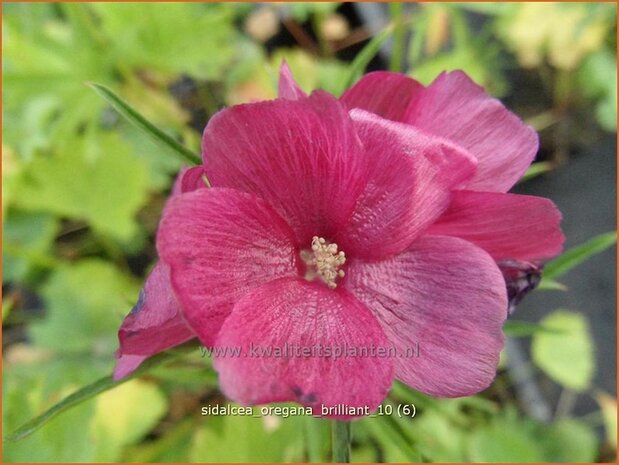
[2,2,617,462]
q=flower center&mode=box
[301,236,346,289]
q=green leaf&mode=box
[408,411,465,462]
[467,408,545,462]
[503,320,564,337]
[90,2,239,81]
[531,310,595,391]
[2,210,59,283]
[14,133,150,240]
[286,2,340,22]
[540,419,598,462]
[537,278,568,291]
[358,414,421,462]
[91,380,168,461]
[123,419,197,462]
[4,348,189,443]
[519,162,554,183]
[336,26,393,96]
[190,405,305,462]
[29,260,139,354]
[468,424,544,462]
[88,82,201,165]
[544,231,617,280]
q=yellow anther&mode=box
[303,236,346,289]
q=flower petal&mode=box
[113,167,207,379]
[340,71,422,121]
[403,71,538,192]
[157,188,300,346]
[346,235,508,397]
[173,166,207,195]
[427,191,564,261]
[201,91,368,245]
[278,61,306,100]
[335,110,476,260]
[112,264,195,381]
[114,354,148,380]
[213,277,394,417]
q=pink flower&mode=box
[333,67,565,312]
[113,65,563,416]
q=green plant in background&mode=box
[2,2,617,463]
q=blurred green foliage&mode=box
[2,2,616,463]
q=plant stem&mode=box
[389,2,406,72]
[331,420,352,463]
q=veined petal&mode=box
[113,262,194,380]
[335,110,476,260]
[213,277,394,417]
[278,61,306,100]
[113,167,207,379]
[427,191,564,261]
[404,71,538,192]
[157,188,300,347]
[346,235,507,397]
[340,71,422,121]
[201,91,368,245]
[172,166,207,195]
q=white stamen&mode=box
[302,236,347,289]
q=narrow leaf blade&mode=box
[336,26,393,95]
[4,347,193,443]
[519,162,554,183]
[88,82,201,165]
[544,231,617,280]
[503,320,564,337]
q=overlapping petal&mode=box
[201,91,368,245]
[213,277,394,416]
[114,263,194,381]
[403,71,538,192]
[114,167,206,379]
[340,71,422,121]
[173,165,207,194]
[278,61,307,100]
[341,70,538,192]
[157,188,300,346]
[427,191,564,261]
[346,235,507,397]
[335,110,477,260]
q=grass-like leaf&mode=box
[336,26,393,96]
[88,82,201,165]
[544,231,617,280]
[537,278,568,291]
[4,346,194,443]
[519,162,554,183]
[503,320,564,337]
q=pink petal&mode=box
[346,235,508,397]
[427,191,564,261]
[403,71,538,192]
[113,354,148,380]
[172,166,207,195]
[114,263,194,370]
[213,277,394,416]
[340,71,422,121]
[113,167,207,379]
[334,110,476,260]
[201,91,368,245]
[157,188,300,347]
[278,61,306,100]
[113,263,195,380]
